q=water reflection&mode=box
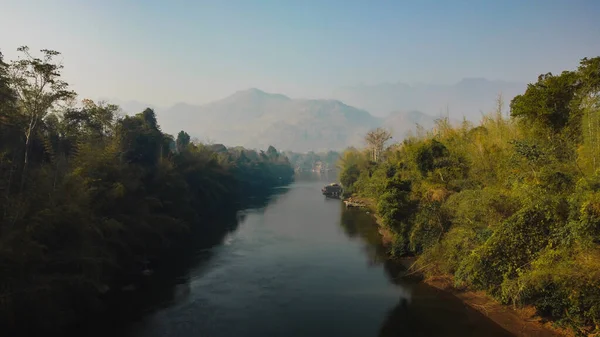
[378,283,513,337]
[294,170,339,184]
[80,187,292,337]
[151,186,293,304]
[84,175,514,337]
[339,208,389,267]
[339,207,513,337]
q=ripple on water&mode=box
[114,176,514,337]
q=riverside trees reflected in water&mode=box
[81,187,293,335]
[339,208,512,337]
[88,174,512,337]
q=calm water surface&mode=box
[109,173,512,337]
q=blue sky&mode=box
[1,0,599,106]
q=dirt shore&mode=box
[343,196,574,337]
[424,276,571,337]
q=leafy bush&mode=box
[0,49,294,334]
[343,56,600,334]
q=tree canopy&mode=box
[0,46,294,335]
[339,56,600,335]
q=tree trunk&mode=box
[20,133,31,194]
[3,161,14,221]
[20,114,37,193]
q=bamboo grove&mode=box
[339,57,600,334]
[0,47,294,333]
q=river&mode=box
[100,173,513,337]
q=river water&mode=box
[106,173,512,337]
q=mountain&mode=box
[383,110,440,140]
[97,98,160,116]
[331,79,526,120]
[109,89,457,152]
[155,89,383,152]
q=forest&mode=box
[339,57,600,335]
[0,47,294,334]
[283,150,340,172]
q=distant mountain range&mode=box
[110,78,526,152]
[331,78,526,119]
[132,89,440,152]
[153,89,381,152]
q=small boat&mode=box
[322,183,343,198]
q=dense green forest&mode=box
[0,47,294,334]
[339,57,600,334]
[283,150,340,172]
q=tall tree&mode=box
[0,52,16,118]
[8,46,75,169]
[577,57,600,175]
[0,51,19,221]
[267,145,279,160]
[176,131,191,152]
[365,127,392,162]
[510,71,580,135]
[119,109,163,167]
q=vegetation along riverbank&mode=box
[0,47,294,335]
[339,57,600,336]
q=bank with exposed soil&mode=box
[344,196,571,337]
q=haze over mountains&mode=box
[331,78,526,118]
[111,79,526,152]
[157,89,384,152]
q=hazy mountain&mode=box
[383,110,441,140]
[155,89,384,152]
[108,89,451,152]
[96,98,160,116]
[332,78,526,120]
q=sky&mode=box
[1,0,599,107]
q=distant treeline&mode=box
[283,150,340,172]
[0,47,294,334]
[339,57,600,334]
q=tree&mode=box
[578,57,600,94]
[0,46,297,335]
[62,100,119,142]
[8,46,76,169]
[0,52,16,119]
[579,84,600,174]
[510,71,580,134]
[365,128,392,162]
[0,52,20,220]
[119,109,164,167]
[176,131,191,152]
[267,145,279,160]
[576,57,600,174]
[0,51,18,149]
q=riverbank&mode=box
[424,276,570,337]
[343,195,573,337]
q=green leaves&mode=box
[176,131,191,152]
[510,71,580,132]
[346,56,600,334]
[0,92,294,333]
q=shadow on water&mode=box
[339,207,514,337]
[377,283,513,337]
[78,186,292,337]
[79,174,514,337]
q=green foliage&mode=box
[510,71,581,133]
[337,148,370,196]
[0,48,294,335]
[176,131,191,152]
[346,57,600,334]
[283,150,340,172]
[415,139,449,175]
[456,204,554,295]
[340,163,359,186]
